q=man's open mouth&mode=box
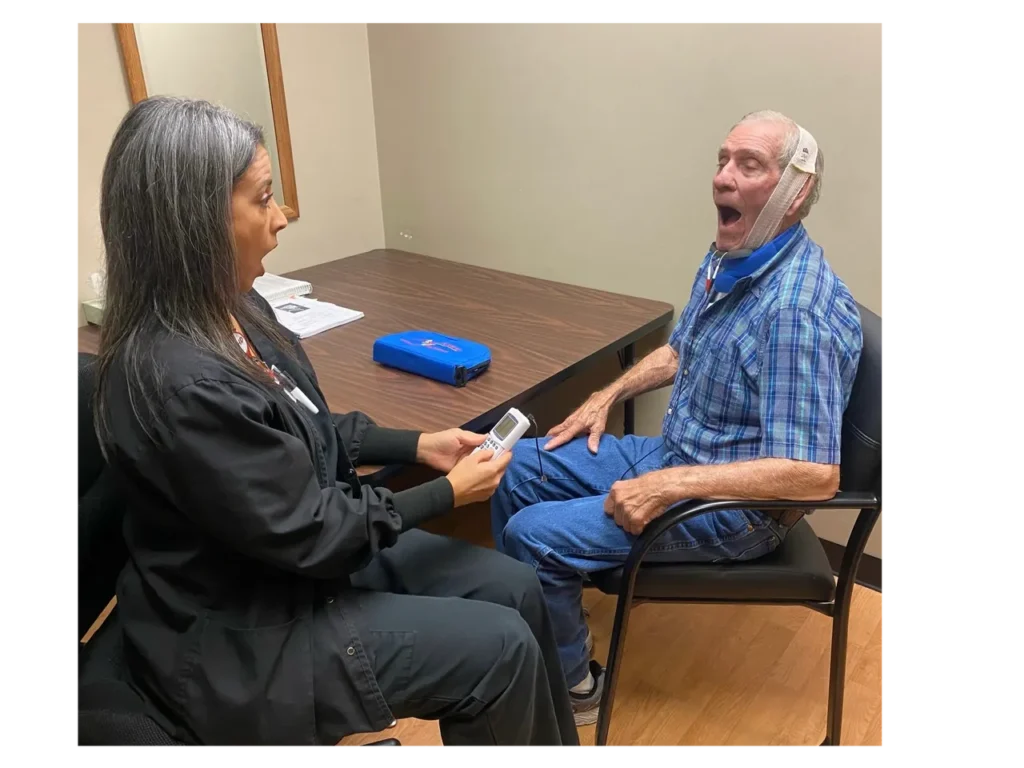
[717,205,742,226]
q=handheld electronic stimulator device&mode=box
[472,408,531,459]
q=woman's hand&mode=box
[416,429,487,473]
[446,449,514,507]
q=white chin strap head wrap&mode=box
[743,125,818,250]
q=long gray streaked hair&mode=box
[95,96,290,450]
[735,110,825,218]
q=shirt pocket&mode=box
[688,333,761,432]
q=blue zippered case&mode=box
[372,330,491,387]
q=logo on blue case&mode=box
[401,337,462,353]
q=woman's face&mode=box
[232,145,288,292]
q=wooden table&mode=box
[79,249,674,477]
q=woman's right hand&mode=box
[446,449,513,507]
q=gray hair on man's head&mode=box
[734,110,824,219]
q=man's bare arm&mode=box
[659,458,839,504]
[605,457,840,534]
[602,344,680,405]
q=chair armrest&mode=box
[617,491,880,599]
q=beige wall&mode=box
[367,23,881,555]
[77,23,385,325]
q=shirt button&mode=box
[347,646,356,656]
[683,369,689,376]
[667,407,673,415]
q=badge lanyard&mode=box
[232,322,319,415]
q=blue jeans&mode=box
[490,434,787,688]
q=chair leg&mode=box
[822,579,855,745]
[594,593,636,746]
[821,506,880,746]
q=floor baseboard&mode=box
[815,536,888,593]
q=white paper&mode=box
[271,296,363,339]
[253,273,313,304]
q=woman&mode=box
[94,96,578,746]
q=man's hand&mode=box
[543,345,680,454]
[544,391,614,453]
[416,429,487,473]
[604,473,671,536]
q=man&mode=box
[491,110,863,726]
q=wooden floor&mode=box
[340,581,882,746]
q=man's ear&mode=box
[786,174,815,218]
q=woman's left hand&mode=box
[416,429,488,473]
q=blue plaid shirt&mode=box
[661,223,862,468]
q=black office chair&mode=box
[77,352,400,746]
[78,352,178,745]
[589,303,881,746]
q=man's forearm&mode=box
[655,458,840,505]
[600,344,680,405]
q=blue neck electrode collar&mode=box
[709,223,801,293]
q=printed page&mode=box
[271,296,363,339]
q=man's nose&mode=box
[714,166,736,193]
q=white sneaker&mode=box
[569,661,604,727]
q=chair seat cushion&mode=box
[588,518,836,603]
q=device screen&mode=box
[493,413,519,440]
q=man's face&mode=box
[712,121,788,251]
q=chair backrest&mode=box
[838,303,882,497]
[78,352,130,639]
[79,353,106,496]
